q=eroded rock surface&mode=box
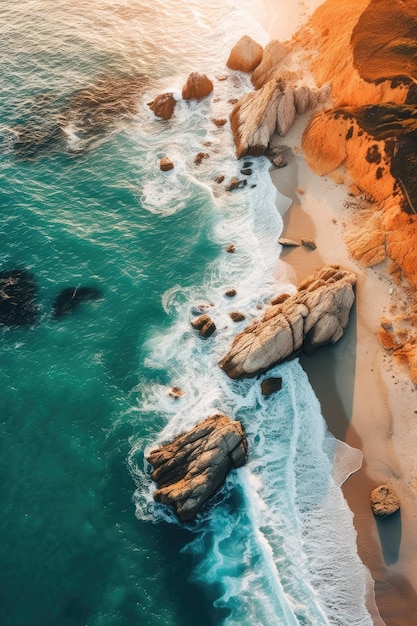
[182,73,213,100]
[230,78,319,159]
[147,414,248,522]
[370,484,400,518]
[148,92,177,120]
[219,265,356,378]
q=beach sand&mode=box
[270,128,417,624]
[240,0,417,622]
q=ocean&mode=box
[0,1,375,624]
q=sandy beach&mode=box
[241,0,417,622]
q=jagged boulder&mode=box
[219,265,357,378]
[226,35,264,73]
[182,73,213,100]
[251,40,289,89]
[230,77,296,158]
[147,414,248,522]
[148,92,177,120]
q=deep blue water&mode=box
[0,1,375,624]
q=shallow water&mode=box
[0,1,375,624]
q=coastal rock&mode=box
[294,86,320,115]
[146,414,248,522]
[160,156,174,171]
[194,152,210,165]
[229,311,246,322]
[219,265,356,378]
[226,243,236,253]
[343,210,387,267]
[0,269,37,326]
[225,289,237,298]
[148,92,177,120]
[301,238,317,250]
[278,237,300,247]
[230,77,296,158]
[251,40,289,89]
[191,314,216,338]
[215,175,225,184]
[226,35,264,73]
[226,177,247,191]
[272,155,287,168]
[182,73,213,100]
[261,377,282,395]
[370,484,400,518]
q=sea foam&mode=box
[130,82,374,623]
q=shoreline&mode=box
[240,1,417,620]
[269,118,417,623]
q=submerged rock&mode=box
[0,269,38,326]
[147,414,248,522]
[52,286,103,319]
[219,265,356,378]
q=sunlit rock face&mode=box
[294,0,417,380]
[219,266,356,379]
[226,35,264,73]
[351,0,417,84]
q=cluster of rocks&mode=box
[225,36,322,158]
[147,265,357,520]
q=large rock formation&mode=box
[147,414,248,522]
[219,265,356,379]
[230,74,321,159]
[226,35,263,73]
[230,78,296,158]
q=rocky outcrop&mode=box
[148,92,177,120]
[147,414,248,522]
[191,314,216,338]
[226,35,263,73]
[251,40,289,89]
[230,78,295,158]
[160,156,174,171]
[370,484,400,518]
[219,265,356,379]
[230,77,320,159]
[182,73,213,100]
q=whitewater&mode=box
[0,0,376,624]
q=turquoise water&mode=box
[1,1,376,624]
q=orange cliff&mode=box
[224,0,417,380]
[298,0,417,381]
